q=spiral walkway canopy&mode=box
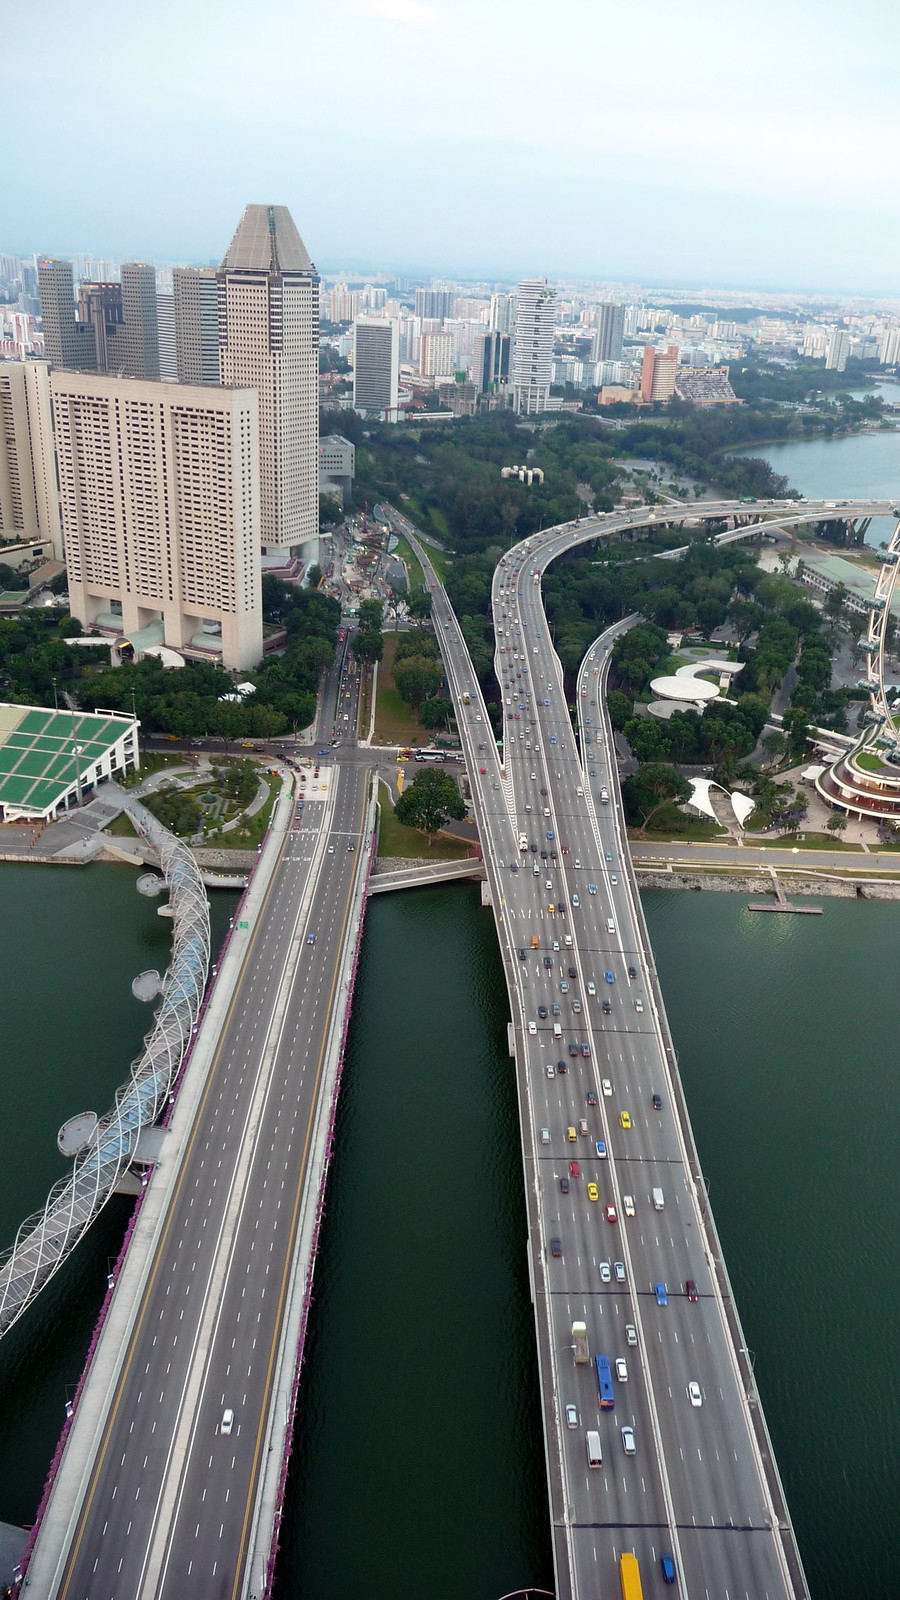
[0,794,210,1340]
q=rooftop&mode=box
[0,705,136,817]
[221,205,314,275]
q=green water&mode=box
[3,867,900,1598]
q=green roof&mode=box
[0,704,135,815]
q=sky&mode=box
[6,0,900,294]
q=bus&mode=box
[595,1354,615,1409]
[414,750,445,763]
[619,1552,643,1600]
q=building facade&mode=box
[640,344,679,403]
[117,263,159,379]
[511,278,555,414]
[38,260,96,371]
[591,302,625,364]
[826,329,850,372]
[479,330,510,393]
[419,331,455,379]
[352,317,400,417]
[52,371,262,670]
[156,293,177,380]
[319,434,355,504]
[173,267,220,384]
[218,204,319,558]
[0,361,61,550]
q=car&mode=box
[574,858,581,868]
[568,1043,578,1057]
[595,1140,606,1158]
[586,1091,598,1106]
[610,874,618,885]
[540,848,547,859]
[652,1093,662,1110]
[306,933,316,945]
[510,861,518,871]
[620,1111,632,1130]
[598,1259,611,1281]
[588,883,597,895]
[655,1282,668,1306]
[559,1176,570,1194]
[560,980,569,993]
[605,970,614,984]
[623,1194,635,1217]
[587,981,596,996]
[543,956,553,969]
[586,1181,600,1202]
[327,843,335,853]
[545,1063,555,1078]
[552,940,560,952]
[547,830,554,841]
[634,997,644,1012]
[479,766,486,774]
[660,1553,677,1585]
[565,1403,578,1429]
[615,1357,628,1382]
[602,999,611,1014]
[628,965,637,980]
[518,948,527,960]
[621,1426,636,1456]
[550,1238,562,1258]
[688,1381,703,1407]
[537,1005,548,1019]
[220,1408,234,1436]
[605,850,612,861]
[614,1260,626,1283]
[581,1042,591,1057]
[625,1323,637,1345]
[568,966,577,979]
[686,1278,699,1302]
[605,1203,617,1223]
[572,999,582,1014]
[528,1021,537,1035]
[571,893,580,907]
[551,1002,561,1016]
[557,1059,567,1074]
[601,1078,612,1097]
[569,1160,580,1177]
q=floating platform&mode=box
[747,901,822,914]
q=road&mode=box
[405,504,807,1599]
[47,760,371,1600]
[630,840,900,873]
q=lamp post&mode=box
[72,742,84,806]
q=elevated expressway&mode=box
[399,499,858,1599]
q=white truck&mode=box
[518,832,528,852]
[572,1321,590,1364]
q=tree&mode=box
[826,813,848,836]
[761,731,787,768]
[358,597,384,631]
[823,582,848,633]
[419,696,453,731]
[318,495,343,528]
[622,762,692,832]
[393,655,443,710]
[394,768,466,840]
[606,690,633,732]
[354,627,384,663]
[407,586,433,623]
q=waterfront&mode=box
[732,426,900,541]
[1,867,900,1597]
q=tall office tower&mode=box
[38,259,96,370]
[511,278,555,414]
[0,361,61,549]
[173,267,220,383]
[490,292,516,334]
[591,302,625,364]
[156,292,177,379]
[640,344,679,403]
[218,203,320,558]
[51,371,262,670]
[352,316,400,418]
[826,329,850,372]
[479,330,510,393]
[420,331,455,379]
[116,264,160,378]
[77,282,123,372]
[414,288,453,322]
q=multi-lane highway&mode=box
[403,503,811,1600]
[31,760,372,1600]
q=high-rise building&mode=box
[0,361,61,549]
[156,293,177,379]
[490,292,516,334]
[420,331,455,379]
[218,203,320,558]
[591,303,625,364]
[878,327,900,366]
[479,330,510,393]
[826,329,850,372]
[511,278,555,414]
[173,267,220,384]
[38,260,96,371]
[415,288,453,322]
[352,317,400,418]
[76,281,123,372]
[640,344,679,403]
[116,263,160,379]
[52,371,262,670]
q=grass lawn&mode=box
[125,752,192,786]
[105,812,138,837]
[765,831,862,851]
[855,750,886,772]
[220,780,282,850]
[376,782,472,860]
[629,802,728,843]
[373,632,428,745]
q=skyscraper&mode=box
[414,288,453,322]
[490,292,516,335]
[156,293,177,379]
[0,361,61,549]
[479,330,510,393]
[116,263,159,379]
[52,371,261,670]
[76,281,123,372]
[511,278,555,414]
[173,267,220,384]
[352,317,400,418]
[640,345,679,403]
[218,204,320,558]
[591,303,625,364]
[826,329,850,372]
[38,260,96,371]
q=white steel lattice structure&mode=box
[0,798,210,1339]
[861,512,900,757]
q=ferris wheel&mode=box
[860,509,900,759]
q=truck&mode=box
[652,1186,665,1211]
[619,1552,644,1600]
[600,786,609,803]
[518,833,528,852]
[462,692,471,705]
[572,1320,590,1363]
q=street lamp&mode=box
[72,742,84,806]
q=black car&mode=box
[540,849,547,859]
[530,843,538,852]
[538,1005,548,1019]
[560,1177,570,1194]
[628,965,637,980]
[652,1093,662,1110]
[557,900,566,912]
[510,861,518,870]
[550,1238,563,1258]
[568,1044,578,1057]
[518,948,527,960]
[602,999,611,1014]
[557,1059,568,1074]
[540,787,547,796]
[568,966,577,979]
[543,956,553,969]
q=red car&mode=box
[569,1160,580,1178]
[605,1204,617,1223]
[479,767,487,774]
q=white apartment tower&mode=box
[352,317,400,419]
[52,372,262,671]
[512,278,555,414]
[826,329,850,373]
[218,204,319,559]
[0,361,61,551]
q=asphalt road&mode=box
[406,512,804,1600]
[52,761,371,1600]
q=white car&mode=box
[545,1063,555,1078]
[574,858,581,868]
[565,1403,578,1429]
[688,1381,703,1408]
[621,1425,636,1456]
[598,1260,611,1283]
[615,1358,628,1382]
[601,1078,612,1096]
[626,1324,637,1346]
[587,982,596,997]
[220,1408,234,1436]
[528,1020,537,1035]
[634,997,644,1012]
[623,1194,635,1217]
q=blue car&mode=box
[595,1140,607,1158]
[543,698,550,706]
[547,831,554,841]
[605,970,615,984]
[550,735,557,744]
[306,933,316,945]
[660,1553,676,1584]
[655,1282,668,1306]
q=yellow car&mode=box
[620,1111,632,1130]
[587,1182,599,1201]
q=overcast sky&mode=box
[7,0,899,293]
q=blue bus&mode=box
[594,1354,615,1409]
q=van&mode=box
[578,1118,589,1136]
[575,785,583,796]
[652,1186,665,1211]
[533,863,540,875]
[553,1022,562,1040]
[540,1128,550,1145]
[564,934,573,947]
[586,1430,603,1468]
[606,919,615,935]
[567,1125,577,1142]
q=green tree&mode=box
[358,597,384,631]
[419,696,453,731]
[318,495,343,528]
[623,762,692,832]
[606,690,633,732]
[393,655,443,710]
[826,812,848,836]
[407,586,433,623]
[354,627,384,663]
[394,767,466,839]
[761,731,787,768]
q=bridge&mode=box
[16,494,890,1596]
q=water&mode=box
[3,867,900,1597]
[732,429,900,544]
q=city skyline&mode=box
[7,0,899,295]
